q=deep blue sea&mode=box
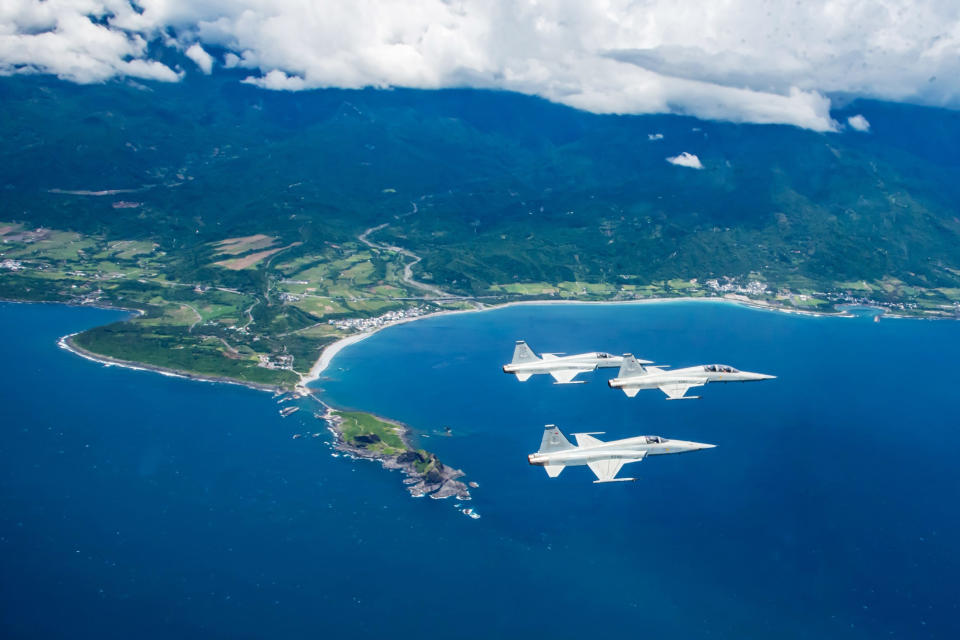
[2,300,958,639]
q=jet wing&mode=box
[587,453,645,482]
[659,381,705,399]
[573,433,603,447]
[549,369,585,384]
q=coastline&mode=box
[60,333,280,393]
[0,297,148,318]
[315,400,471,501]
[300,294,850,387]
[56,319,473,503]
[12,291,914,513]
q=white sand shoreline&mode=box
[299,295,849,388]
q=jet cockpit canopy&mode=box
[704,364,738,373]
[644,436,665,444]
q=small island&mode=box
[322,407,470,500]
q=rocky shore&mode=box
[320,404,471,500]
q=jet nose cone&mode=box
[748,372,776,380]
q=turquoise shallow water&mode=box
[2,300,958,638]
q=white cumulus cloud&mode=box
[666,152,703,169]
[2,1,960,130]
[242,69,306,91]
[185,43,213,74]
[847,114,871,132]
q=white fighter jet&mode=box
[502,340,643,384]
[608,354,775,400]
[528,425,715,483]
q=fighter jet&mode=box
[528,425,715,483]
[502,340,644,384]
[608,354,775,400]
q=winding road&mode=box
[357,202,454,299]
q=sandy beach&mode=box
[299,294,846,388]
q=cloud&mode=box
[648,133,664,141]
[0,7,181,83]
[185,43,213,74]
[2,1,960,130]
[666,152,703,169]
[242,69,306,91]
[847,114,871,132]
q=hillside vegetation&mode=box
[1,74,958,385]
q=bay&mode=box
[2,300,958,638]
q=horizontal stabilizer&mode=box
[540,353,561,360]
[545,465,565,478]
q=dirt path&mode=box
[183,304,203,333]
[242,299,259,328]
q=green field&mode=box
[335,411,410,456]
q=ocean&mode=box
[1,300,957,639]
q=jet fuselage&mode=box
[503,341,635,384]
[528,435,713,468]
[503,352,623,376]
[609,365,773,388]
[608,357,776,399]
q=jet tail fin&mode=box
[511,340,540,364]
[617,353,647,378]
[538,425,575,454]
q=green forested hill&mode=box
[2,73,959,300]
[1,73,958,387]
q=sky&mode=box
[2,1,959,131]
